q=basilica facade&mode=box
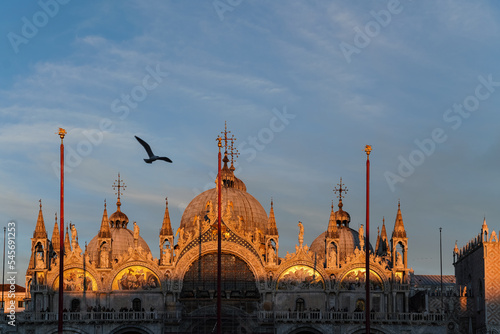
[17,133,457,334]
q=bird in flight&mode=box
[134,136,172,164]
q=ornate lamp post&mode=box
[365,145,372,334]
[57,128,66,334]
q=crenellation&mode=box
[454,221,500,332]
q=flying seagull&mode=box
[135,136,172,164]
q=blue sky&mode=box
[1,0,500,284]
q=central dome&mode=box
[180,153,269,235]
[180,186,269,235]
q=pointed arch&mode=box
[180,252,258,303]
[34,242,46,269]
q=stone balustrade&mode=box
[2,309,445,326]
[4,310,182,323]
[258,310,445,324]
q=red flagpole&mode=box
[365,145,371,334]
[217,137,222,334]
[57,128,66,334]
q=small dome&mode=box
[87,226,151,263]
[87,174,151,263]
[231,176,247,192]
[217,154,247,192]
[310,227,372,264]
[109,196,129,228]
[109,211,129,228]
[334,200,350,227]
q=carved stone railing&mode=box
[391,283,410,291]
[29,285,49,292]
[258,311,445,324]
[11,310,445,326]
[16,311,181,323]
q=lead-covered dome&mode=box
[310,228,365,263]
[310,199,371,263]
[180,187,268,235]
[109,210,129,228]
[87,226,152,263]
[333,201,350,227]
[180,155,268,235]
[87,200,151,264]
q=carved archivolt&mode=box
[175,222,264,266]
[172,241,266,283]
[48,265,102,292]
[107,261,163,291]
[276,265,325,290]
[51,268,98,292]
[337,262,390,291]
[111,265,161,291]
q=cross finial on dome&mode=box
[221,121,231,153]
[229,134,239,169]
[113,173,126,198]
[112,173,126,211]
[220,122,238,164]
[333,177,348,201]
